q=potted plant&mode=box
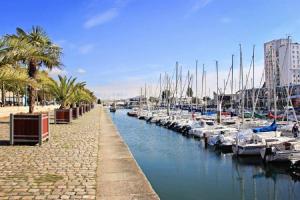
[50,75,84,124]
[10,113,49,145]
[70,89,81,118]
[70,88,89,119]
[79,105,83,116]
[3,27,62,145]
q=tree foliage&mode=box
[49,75,85,109]
[3,26,62,112]
[162,90,171,100]
[186,87,193,97]
[0,26,97,109]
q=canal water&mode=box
[110,110,300,200]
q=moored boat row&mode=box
[126,108,300,174]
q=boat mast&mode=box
[195,60,198,109]
[159,73,162,108]
[144,83,146,100]
[204,70,207,112]
[180,66,182,108]
[175,61,178,109]
[252,45,255,118]
[231,54,234,111]
[287,36,298,122]
[272,48,277,122]
[167,74,171,116]
[188,70,190,107]
[201,64,205,111]
[240,44,244,124]
[140,87,142,111]
[216,61,221,123]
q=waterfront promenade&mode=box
[0,106,158,199]
[97,108,159,200]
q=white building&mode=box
[264,38,300,90]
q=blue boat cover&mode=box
[252,121,277,133]
[202,111,216,116]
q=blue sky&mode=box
[1,0,300,99]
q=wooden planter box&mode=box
[79,106,83,116]
[86,104,90,112]
[10,113,50,145]
[54,109,72,124]
[82,105,86,114]
[72,107,79,119]
[91,104,94,109]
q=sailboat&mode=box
[260,139,300,163]
[109,102,117,112]
[232,121,294,156]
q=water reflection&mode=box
[110,110,300,200]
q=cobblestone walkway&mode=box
[0,107,100,199]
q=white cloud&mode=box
[78,44,94,54]
[185,0,213,17]
[191,0,213,12]
[55,39,67,46]
[47,68,67,77]
[77,68,86,74]
[91,59,265,100]
[84,8,119,29]
[91,69,163,99]
[91,82,141,99]
[220,17,232,24]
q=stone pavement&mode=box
[0,108,100,199]
[97,109,159,200]
[0,107,159,199]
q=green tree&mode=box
[162,90,171,101]
[49,75,85,109]
[0,66,32,105]
[186,87,193,97]
[4,26,62,113]
[70,87,96,107]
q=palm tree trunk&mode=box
[12,91,16,106]
[16,90,20,106]
[1,83,5,106]
[28,60,37,113]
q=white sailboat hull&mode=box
[232,144,265,156]
[260,148,300,163]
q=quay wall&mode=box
[96,107,159,199]
[0,105,59,118]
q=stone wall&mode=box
[0,105,59,118]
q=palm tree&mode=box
[36,70,56,105]
[0,38,16,106]
[4,26,62,113]
[50,75,85,109]
[0,66,32,106]
[70,87,96,107]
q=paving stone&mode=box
[0,107,100,199]
[0,107,159,199]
